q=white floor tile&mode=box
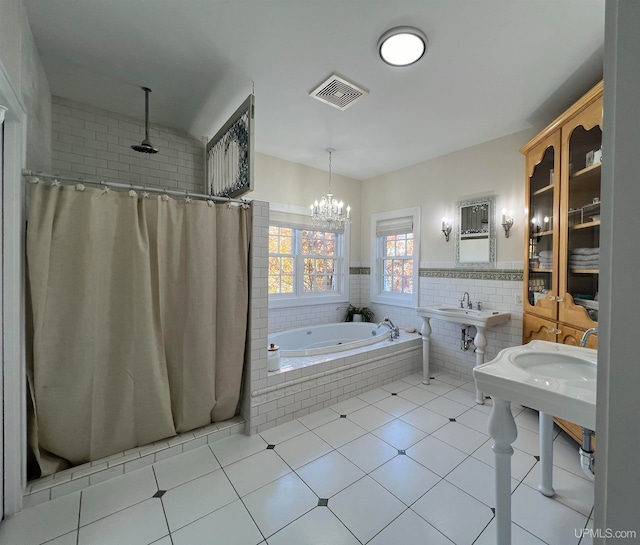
[412,479,493,544]
[406,436,467,477]
[512,482,587,545]
[224,449,291,497]
[442,386,478,407]
[445,456,518,507]
[330,476,406,544]
[312,418,366,448]
[80,466,157,526]
[435,374,467,387]
[298,407,341,430]
[267,507,360,545]
[275,431,333,469]
[474,519,547,545]
[42,532,78,545]
[431,421,489,454]
[242,473,317,538]
[209,433,267,467]
[371,419,427,450]
[416,380,456,396]
[78,498,168,545]
[370,455,440,505]
[374,396,418,417]
[346,405,395,431]
[368,508,454,545]
[399,406,449,434]
[171,500,263,545]
[338,433,397,473]
[513,425,541,457]
[260,420,308,444]
[423,396,469,418]
[150,537,173,545]
[0,492,80,545]
[329,396,369,415]
[472,439,538,482]
[357,387,391,404]
[515,407,542,433]
[523,464,594,516]
[551,437,589,478]
[397,385,439,405]
[162,469,238,532]
[455,407,490,435]
[399,373,426,386]
[380,379,413,394]
[296,451,365,498]
[153,445,220,491]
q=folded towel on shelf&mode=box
[569,259,599,269]
[538,250,553,258]
[569,254,600,263]
[570,247,600,256]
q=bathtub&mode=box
[269,322,389,357]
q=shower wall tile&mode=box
[51,96,207,193]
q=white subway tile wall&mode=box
[357,273,523,381]
[51,96,207,193]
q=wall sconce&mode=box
[441,217,452,242]
[501,209,514,238]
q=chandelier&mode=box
[310,148,351,229]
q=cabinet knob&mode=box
[549,295,556,301]
[556,297,563,303]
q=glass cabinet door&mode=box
[559,98,603,328]
[523,133,561,320]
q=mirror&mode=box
[455,195,496,267]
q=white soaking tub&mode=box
[269,322,389,357]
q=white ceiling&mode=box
[23,0,604,180]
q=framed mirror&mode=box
[455,195,496,267]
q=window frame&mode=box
[269,203,350,309]
[370,207,421,308]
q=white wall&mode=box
[0,0,51,517]
[251,153,363,265]
[594,1,640,540]
[360,129,536,267]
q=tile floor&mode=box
[0,371,595,545]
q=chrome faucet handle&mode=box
[459,299,464,308]
[477,301,482,311]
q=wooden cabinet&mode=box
[520,81,602,443]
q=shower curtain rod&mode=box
[21,170,249,205]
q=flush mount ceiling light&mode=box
[378,26,428,66]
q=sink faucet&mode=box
[377,317,399,339]
[460,292,472,309]
[580,327,598,347]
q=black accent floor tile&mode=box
[534,455,540,462]
[449,418,457,422]
[398,449,406,455]
[340,415,347,418]
[391,393,398,396]
[152,490,166,498]
[266,444,276,449]
[318,498,329,507]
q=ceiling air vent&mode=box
[310,73,369,111]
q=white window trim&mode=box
[370,206,420,309]
[269,202,350,309]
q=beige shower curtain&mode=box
[26,184,251,469]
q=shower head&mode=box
[131,86,158,154]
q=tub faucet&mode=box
[460,292,472,309]
[378,317,399,339]
[580,327,598,347]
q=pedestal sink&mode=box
[416,305,510,402]
[473,340,597,545]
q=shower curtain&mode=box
[26,183,251,472]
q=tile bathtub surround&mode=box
[1,372,595,545]
[250,334,422,435]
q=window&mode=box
[268,203,349,308]
[371,207,420,307]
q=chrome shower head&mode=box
[131,86,158,154]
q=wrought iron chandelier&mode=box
[310,148,351,229]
